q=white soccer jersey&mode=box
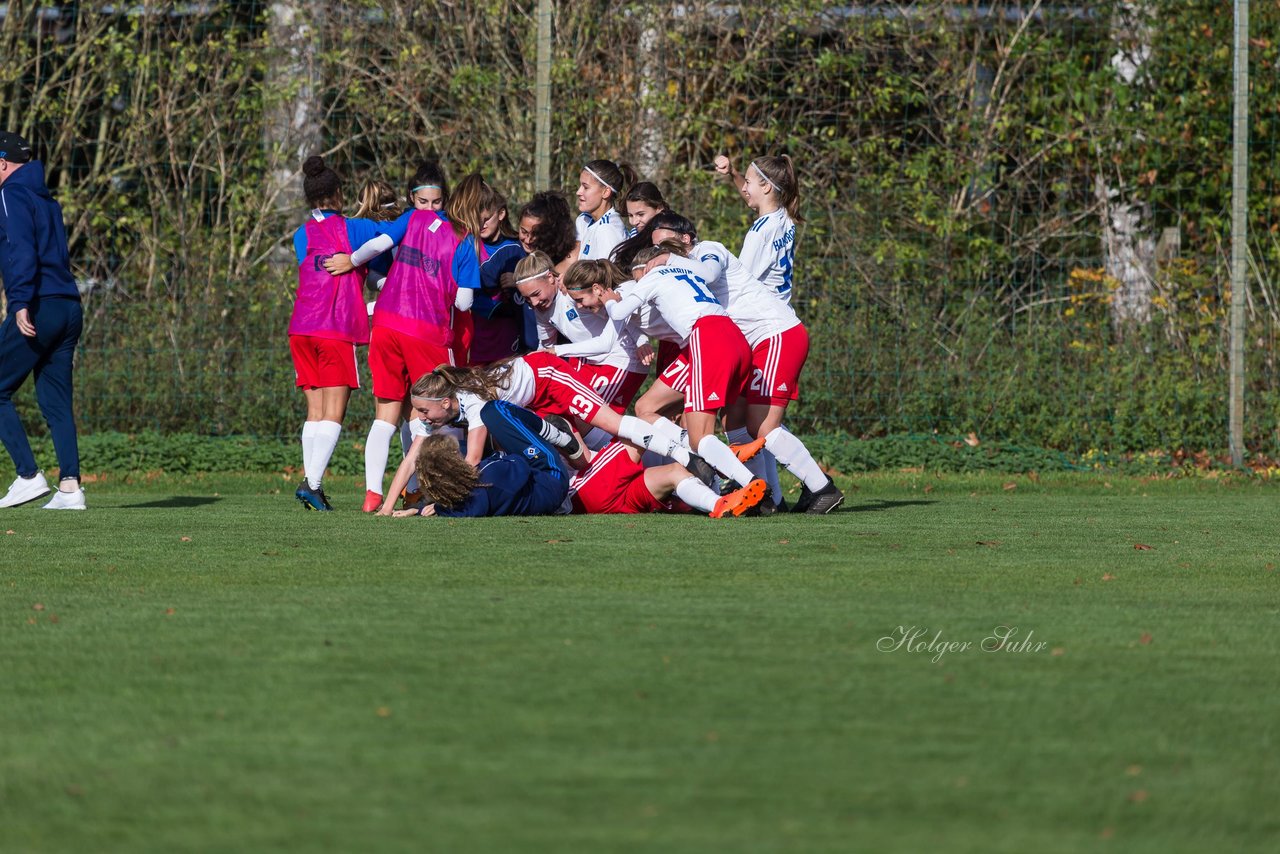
[456,358,538,430]
[536,291,645,372]
[673,241,802,347]
[610,258,728,344]
[738,208,797,304]
[576,210,628,261]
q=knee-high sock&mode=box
[674,476,718,514]
[651,416,689,451]
[696,434,756,487]
[618,415,690,466]
[301,422,319,481]
[365,419,398,494]
[764,426,830,492]
[762,449,783,503]
[308,421,342,490]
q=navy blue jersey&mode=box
[433,453,568,517]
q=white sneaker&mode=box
[0,473,51,508]
[42,488,86,510]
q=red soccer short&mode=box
[568,359,648,413]
[290,335,359,390]
[451,307,474,367]
[569,441,667,514]
[683,314,752,413]
[654,339,682,375]
[657,351,690,394]
[523,352,610,422]
[746,323,809,407]
[368,326,452,401]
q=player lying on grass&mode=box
[568,439,766,518]
[390,399,572,518]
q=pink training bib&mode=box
[373,210,461,347]
[289,215,370,344]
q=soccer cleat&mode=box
[0,472,50,508]
[42,487,86,510]
[730,436,767,463]
[544,414,583,460]
[804,481,845,515]
[295,481,330,512]
[686,456,719,490]
[362,490,384,513]
[317,487,334,511]
[710,478,768,518]
[399,489,423,511]
[751,496,789,517]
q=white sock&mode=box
[696,434,756,487]
[652,416,690,450]
[301,422,319,482]
[308,421,342,490]
[365,419,398,494]
[583,427,612,451]
[764,426,830,492]
[618,415,691,466]
[674,476,718,514]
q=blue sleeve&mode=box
[452,239,481,289]
[292,225,308,265]
[0,186,38,311]
[345,217,379,251]
[373,209,414,245]
[479,241,525,290]
[434,489,490,517]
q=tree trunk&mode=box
[263,2,321,238]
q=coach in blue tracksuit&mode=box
[0,131,84,510]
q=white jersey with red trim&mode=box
[672,241,802,347]
[535,291,644,372]
[456,358,537,430]
[615,258,728,345]
[738,208,796,304]
[576,210,628,261]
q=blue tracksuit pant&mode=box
[0,296,81,480]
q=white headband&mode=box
[583,165,617,194]
[515,270,552,285]
[749,161,779,192]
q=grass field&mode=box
[1,470,1277,852]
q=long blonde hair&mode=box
[410,362,517,403]
[354,179,402,221]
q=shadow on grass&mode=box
[120,496,222,509]
[844,499,938,513]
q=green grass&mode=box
[1,471,1277,852]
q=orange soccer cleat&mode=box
[730,436,767,462]
[710,478,768,518]
[362,490,384,513]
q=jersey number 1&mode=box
[675,273,719,306]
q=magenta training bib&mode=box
[289,215,369,344]
[372,210,460,347]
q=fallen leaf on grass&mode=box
[1002,482,1017,491]
[544,539,573,544]
[376,706,392,718]
[1073,577,1083,586]
[964,432,980,447]
[923,484,935,494]
[976,540,1001,547]
[1139,632,1152,645]
[180,536,192,542]
[48,614,59,624]
[65,785,84,798]
[1102,572,1117,581]
[777,539,790,545]
[1027,470,1040,484]
[5,530,13,535]
[1051,647,1065,656]
[1126,764,1143,776]
[32,603,44,611]
[1134,543,1154,551]
[1127,789,1148,804]
[165,608,176,616]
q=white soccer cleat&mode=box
[0,473,51,508]
[42,487,86,511]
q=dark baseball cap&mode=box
[0,131,33,163]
